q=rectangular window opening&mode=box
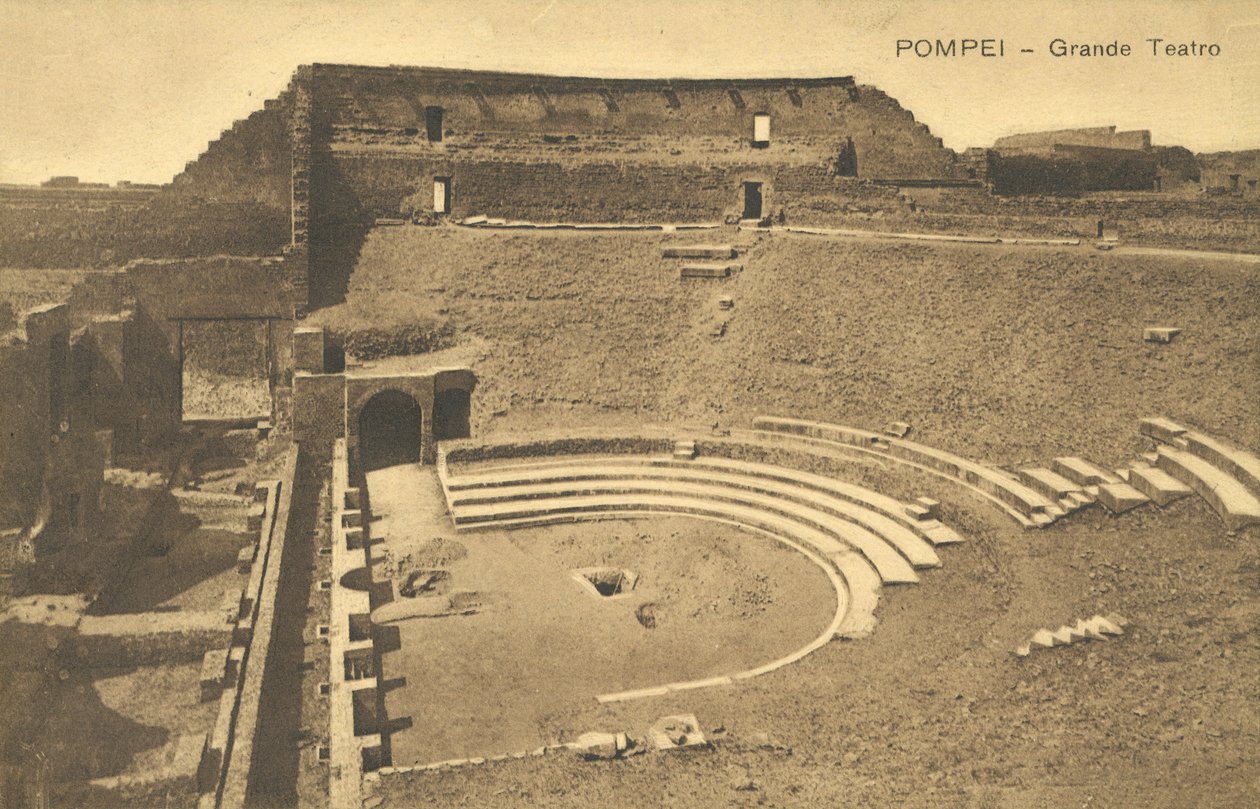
[753,114,771,147]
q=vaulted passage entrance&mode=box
[358,390,423,471]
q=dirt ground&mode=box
[314,226,1260,468]
[368,488,1260,808]
[323,225,1260,807]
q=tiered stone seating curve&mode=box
[751,416,1064,528]
[435,430,966,696]
[1139,418,1260,532]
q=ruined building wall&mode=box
[0,305,103,567]
[987,145,1158,195]
[308,65,961,227]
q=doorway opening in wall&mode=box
[359,390,422,472]
[433,388,471,441]
[742,182,764,220]
[425,106,444,142]
[433,177,452,214]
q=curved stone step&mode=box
[453,490,920,585]
[454,480,925,580]
[447,452,963,547]
[1182,431,1260,496]
[1155,446,1260,532]
[751,417,1060,527]
[448,466,940,569]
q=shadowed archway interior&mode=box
[358,390,423,471]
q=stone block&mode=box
[1097,482,1149,513]
[673,440,698,460]
[1052,456,1120,486]
[1127,465,1192,506]
[247,504,266,532]
[1019,467,1081,500]
[570,731,624,760]
[663,244,736,259]
[236,544,255,573]
[914,497,941,519]
[883,421,911,438]
[199,649,229,701]
[903,504,931,521]
[680,263,737,279]
[1140,417,1186,444]
[1143,326,1181,343]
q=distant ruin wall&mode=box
[987,146,1157,195]
[0,198,290,269]
[993,126,1151,151]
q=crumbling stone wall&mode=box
[0,305,104,566]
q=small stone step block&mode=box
[1052,456,1121,486]
[680,263,738,279]
[1143,326,1181,343]
[672,440,698,460]
[1097,482,1149,513]
[1140,417,1186,444]
[663,244,736,259]
[1127,465,1192,506]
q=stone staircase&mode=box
[662,244,742,280]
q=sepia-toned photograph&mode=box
[1,1,1257,806]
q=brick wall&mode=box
[292,373,346,457]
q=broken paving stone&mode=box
[650,715,706,751]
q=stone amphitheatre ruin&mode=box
[1,63,1258,808]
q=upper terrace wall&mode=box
[313,66,957,180]
[302,65,958,249]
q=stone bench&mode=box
[454,486,919,585]
[448,464,939,571]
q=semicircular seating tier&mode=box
[750,416,1071,528]
[437,432,966,699]
[1136,417,1260,532]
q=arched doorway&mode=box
[432,389,471,441]
[358,390,422,472]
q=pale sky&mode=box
[1,0,1257,185]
